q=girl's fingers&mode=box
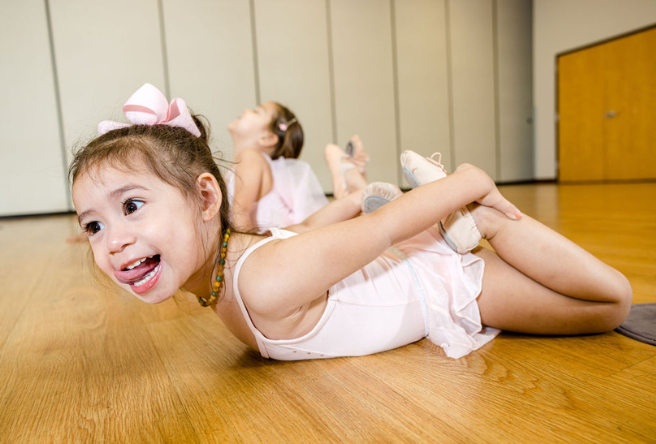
[479,191,522,220]
[502,201,522,220]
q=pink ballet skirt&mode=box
[232,227,500,360]
[227,153,328,231]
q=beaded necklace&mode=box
[198,228,230,307]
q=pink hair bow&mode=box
[97,83,201,137]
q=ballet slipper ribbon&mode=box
[97,83,201,137]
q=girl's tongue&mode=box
[115,255,160,284]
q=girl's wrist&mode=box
[454,166,493,203]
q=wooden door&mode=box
[558,26,656,182]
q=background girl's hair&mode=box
[69,115,232,298]
[269,103,303,160]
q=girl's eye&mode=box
[124,199,144,215]
[84,221,105,236]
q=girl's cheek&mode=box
[91,250,111,276]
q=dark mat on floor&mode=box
[616,303,656,346]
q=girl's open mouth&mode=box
[114,255,162,294]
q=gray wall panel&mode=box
[0,0,68,216]
[330,0,398,185]
[254,0,335,190]
[49,0,167,171]
[449,0,497,179]
[497,0,533,182]
[394,0,452,181]
[163,0,256,161]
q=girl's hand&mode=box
[455,164,522,220]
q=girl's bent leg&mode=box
[325,143,348,199]
[472,206,632,335]
[325,140,369,199]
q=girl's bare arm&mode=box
[231,149,267,232]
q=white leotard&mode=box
[231,227,499,360]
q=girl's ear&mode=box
[196,173,222,222]
[258,132,278,149]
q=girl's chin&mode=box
[124,269,175,303]
[133,290,175,305]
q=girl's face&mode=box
[227,102,278,141]
[72,165,211,304]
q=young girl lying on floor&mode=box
[70,86,632,359]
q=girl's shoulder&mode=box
[234,149,271,179]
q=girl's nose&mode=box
[106,224,136,254]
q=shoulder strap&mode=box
[231,235,278,357]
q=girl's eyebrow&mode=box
[109,184,148,199]
[77,210,94,226]
[77,184,149,226]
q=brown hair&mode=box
[268,102,304,160]
[69,116,232,295]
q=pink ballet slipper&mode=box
[344,135,369,174]
[400,150,481,254]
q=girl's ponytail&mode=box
[269,103,303,160]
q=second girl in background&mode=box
[227,102,329,232]
[226,101,375,233]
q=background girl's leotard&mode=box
[231,227,500,360]
[227,152,328,230]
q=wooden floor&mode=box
[1,183,655,443]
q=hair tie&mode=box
[278,117,297,132]
[97,83,201,137]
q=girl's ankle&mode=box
[468,204,500,241]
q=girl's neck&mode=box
[233,142,273,159]
[181,224,226,298]
[181,232,257,301]
[231,132,275,159]
[182,256,217,298]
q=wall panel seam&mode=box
[492,0,501,180]
[157,0,171,98]
[445,0,455,171]
[43,0,71,209]
[390,0,402,185]
[249,0,261,104]
[325,0,338,143]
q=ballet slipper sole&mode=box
[361,182,403,214]
[345,140,355,157]
[363,195,392,214]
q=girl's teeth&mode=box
[125,256,154,270]
[134,264,160,287]
[126,259,144,270]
